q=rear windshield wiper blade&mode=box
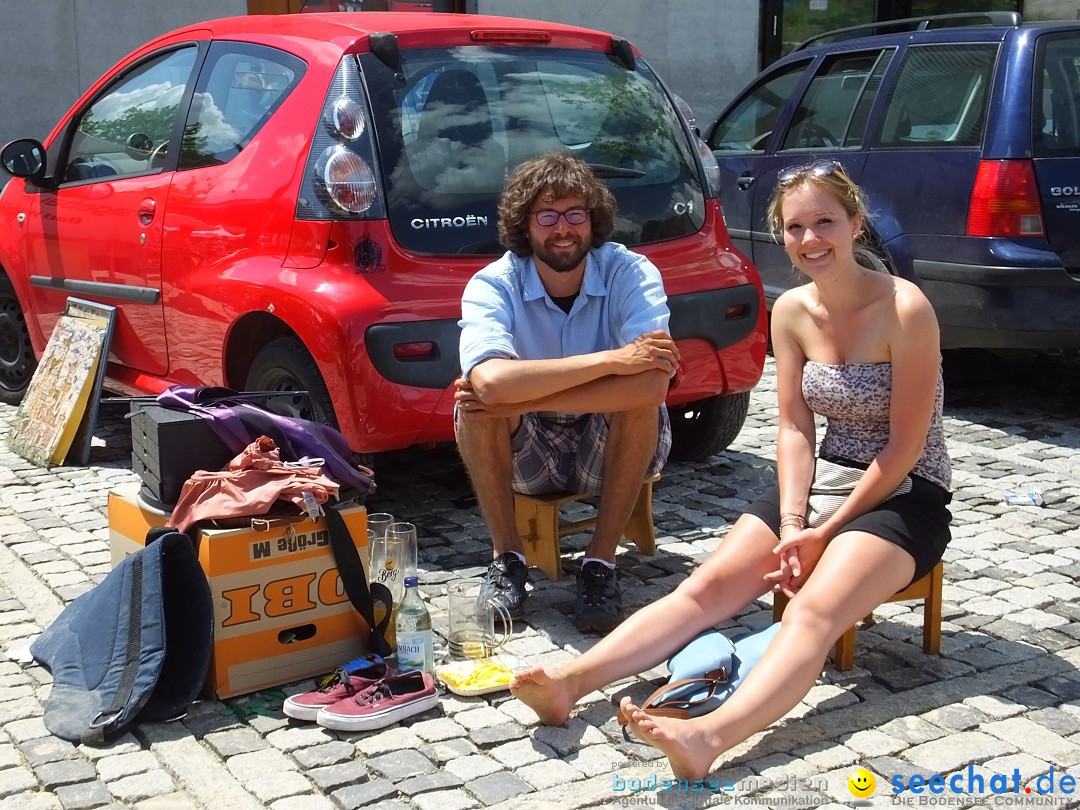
[587,163,646,178]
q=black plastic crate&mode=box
[130,405,233,508]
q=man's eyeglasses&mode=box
[532,208,590,227]
[777,159,843,186]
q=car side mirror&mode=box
[126,132,154,158]
[1,139,47,179]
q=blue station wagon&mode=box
[706,12,1080,350]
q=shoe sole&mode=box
[315,692,439,732]
[283,698,331,722]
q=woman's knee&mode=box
[780,593,845,643]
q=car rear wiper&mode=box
[587,163,646,178]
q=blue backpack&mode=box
[31,530,213,744]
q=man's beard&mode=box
[532,234,589,273]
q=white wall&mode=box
[0,0,247,147]
[469,1,761,131]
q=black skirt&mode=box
[744,458,952,584]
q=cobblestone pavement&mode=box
[2,352,1080,810]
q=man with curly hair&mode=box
[456,151,679,633]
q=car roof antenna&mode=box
[610,36,636,71]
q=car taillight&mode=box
[967,159,1045,237]
[317,147,377,213]
[296,58,385,220]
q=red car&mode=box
[0,12,766,460]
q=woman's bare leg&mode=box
[621,531,916,779]
[511,514,779,724]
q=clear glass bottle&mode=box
[395,576,433,674]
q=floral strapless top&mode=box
[802,361,951,489]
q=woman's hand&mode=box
[765,525,829,598]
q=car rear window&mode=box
[1034,33,1080,156]
[360,46,705,256]
[876,43,997,148]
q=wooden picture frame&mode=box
[6,298,116,467]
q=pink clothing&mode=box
[167,436,339,533]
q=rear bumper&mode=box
[366,284,764,390]
[914,259,1080,349]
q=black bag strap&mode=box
[323,503,393,658]
[85,552,145,744]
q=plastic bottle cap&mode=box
[404,576,418,587]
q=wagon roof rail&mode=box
[795,11,1022,51]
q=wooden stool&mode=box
[513,474,660,581]
[772,560,943,671]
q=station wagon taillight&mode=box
[966,159,1045,237]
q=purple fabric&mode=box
[155,386,375,496]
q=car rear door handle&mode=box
[138,198,156,226]
[736,176,755,190]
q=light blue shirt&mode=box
[459,242,670,379]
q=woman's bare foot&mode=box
[509,666,576,725]
[619,697,722,780]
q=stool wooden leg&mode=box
[923,561,943,654]
[833,627,856,671]
[773,591,789,622]
[514,495,563,581]
[623,481,657,555]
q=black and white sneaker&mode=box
[574,561,622,634]
[479,552,528,620]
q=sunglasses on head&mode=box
[777,159,843,186]
[532,208,590,227]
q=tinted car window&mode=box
[782,51,885,151]
[1034,33,1080,156]
[876,44,997,147]
[63,47,198,183]
[707,62,807,153]
[179,42,306,170]
[362,46,705,256]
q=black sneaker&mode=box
[479,552,528,620]
[575,561,622,633]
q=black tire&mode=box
[0,275,36,405]
[245,337,338,428]
[668,391,751,462]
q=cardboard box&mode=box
[108,483,370,699]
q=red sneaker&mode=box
[282,655,391,721]
[316,670,437,731]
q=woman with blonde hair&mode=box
[510,160,951,779]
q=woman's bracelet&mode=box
[779,512,806,529]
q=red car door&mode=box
[23,44,200,376]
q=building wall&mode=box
[469,1,761,131]
[1,1,759,155]
[0,0,247,147]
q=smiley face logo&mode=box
[847,768,876,798]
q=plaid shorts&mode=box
[510,407,671,496]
